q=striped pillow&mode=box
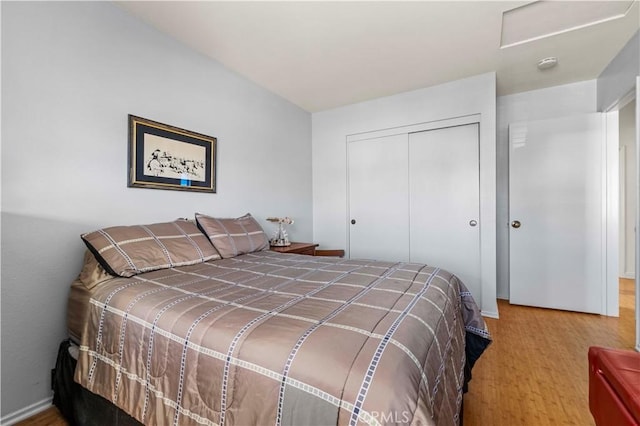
[195,213,269,258]
[81,219,221,277]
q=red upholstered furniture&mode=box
[589,346,640,426]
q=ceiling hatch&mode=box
[501,0,635,48]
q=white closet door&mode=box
[348,134,409,262]
[509,114,604,314]
[408,124,480,292]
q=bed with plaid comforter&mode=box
[75,250,490,426]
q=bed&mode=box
[56,214,491,426]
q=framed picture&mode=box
[128,115,217,193]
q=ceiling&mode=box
[118,1,639,113]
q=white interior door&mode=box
[509,114,604,314]
[348,134,409,261]
[409,124,480,293]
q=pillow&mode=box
[81,219,221,277]
[195,213,269,258]
[78,249,114,290]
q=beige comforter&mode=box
[75,251,489,426]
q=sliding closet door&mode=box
[409,124,480,291]
[348,134,410,262]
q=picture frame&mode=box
[128,115,217,193]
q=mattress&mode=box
[71,250,490,426]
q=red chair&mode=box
[589,346,640,426]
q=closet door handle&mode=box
[351,219,356,225]
[511,220,521,229]
[469,220,478,227]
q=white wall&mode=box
[496,80,598,299]
[619,100,637,278]
[1,2,311,420]
[597,31,639,112]
[312,72,497,317]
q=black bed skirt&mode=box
[52,339,143,426]
[52,335,489,426]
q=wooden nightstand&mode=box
[270,242,319,256]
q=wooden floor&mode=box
[17,280,636,426]
[463,278,636,426]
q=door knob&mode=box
[469,220,478,227]
[351,219,356,225]
[511,220,521,229]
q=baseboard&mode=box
[621,273,635,280]
[0,397,52,426]
[481,309,499,319]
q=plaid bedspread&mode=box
[75,251,490,426]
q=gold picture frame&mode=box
[128,115,216,193]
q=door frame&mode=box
[603,82,638,348]
[636,78,639,352]
[605,109,620,317]
[619,144,633,279]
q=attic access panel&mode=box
[501,0,635,48]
